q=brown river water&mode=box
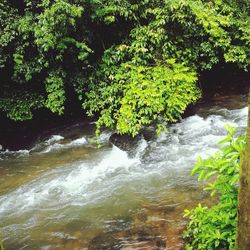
[0,95,248,250]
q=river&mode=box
[0,95,248,250]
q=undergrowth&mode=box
[183,125,246,249]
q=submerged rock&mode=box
[88,232,122,250]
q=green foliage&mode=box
[0,0,91,120]
[128,0,250,70]
[81,0,249,136]
[83,59,200,136]
[0,1,18,68]
[0,93,44,121]
[90,0,141,23]
[0,0,249,135]
[183,125,246,249]
[45,69,65,114]
[34,0,84,54]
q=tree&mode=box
[82,0,250,136]
[0,0,249,136]
[237,90,250,249]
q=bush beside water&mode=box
[184,125,245,249]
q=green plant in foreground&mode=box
[183,125,246,250]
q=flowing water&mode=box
[0,96,248,250]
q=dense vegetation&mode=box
[183,126,246,249]
[1,0,249,136]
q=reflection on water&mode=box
[0,96,248,250]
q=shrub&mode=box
[1,0,249,132]
[83,59,200,137]
[183,125,246,250]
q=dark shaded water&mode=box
[0,95,248,250]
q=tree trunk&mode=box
[237,90,250,249]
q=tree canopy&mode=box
[0,0,249,135]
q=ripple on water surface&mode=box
[0,99,248,249]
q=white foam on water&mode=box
[40,136,88,153]
[26,135,65,154]
[0,149,30,160]
[45,135,64,144]
[40,143,64,153]
[99,131,113,143]
[147,107,248,173]
[60,146,139,194]
[0,146,139,216]
[135,138,148,158]
[0,106,248,235]
[68,136,88,146]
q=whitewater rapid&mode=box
[0,105,248,249]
